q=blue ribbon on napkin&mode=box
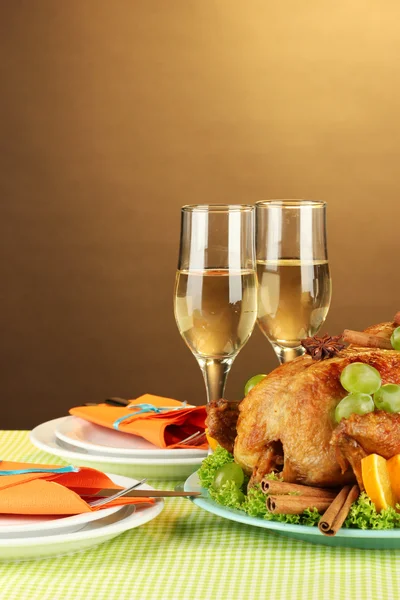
[0,465,80,476]
[113,402,187,430]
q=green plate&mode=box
[184,471,400,549]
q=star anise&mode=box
[301,334,346,361]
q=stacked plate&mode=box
[30,416,208,480]
[0,474,163,561]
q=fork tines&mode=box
[178,431,207,447]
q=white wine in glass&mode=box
[174,205,257,404]
[256,200,332,364]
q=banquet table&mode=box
[1,431,399,600]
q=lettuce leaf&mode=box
[197,446,400,529]
[343,493,400,529]
[208,480,245,509]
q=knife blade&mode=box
[83,489,201,498]
[84,397,131,407]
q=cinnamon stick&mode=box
[266,495,332,515]
[318,484,359,536]
[261,479,337,500]
[394,312,400,326]
[342,330,392,350]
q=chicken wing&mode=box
[331,411,400,488]
[206,399,240,453]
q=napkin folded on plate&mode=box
[0,461,153,515]
[70,394,207,449]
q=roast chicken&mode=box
[206,320,400,489]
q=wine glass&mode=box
[255,200,332,364]
[174,204,257,404]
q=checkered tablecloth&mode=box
[0,431,399,600]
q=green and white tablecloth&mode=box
[0,431,399,600]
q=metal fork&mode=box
[88,478,147,508]
[177,431,207,447]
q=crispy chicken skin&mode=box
[230,321,400,487]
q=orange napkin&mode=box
[0,461,154,515]
[70,394,207,449]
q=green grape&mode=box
[244,374,267,396]
[374,384,400,413]
[213,462,245,491]
[334,392,374,423]
[340,362,382,394]
[391,327,400,351]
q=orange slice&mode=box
[387,455,400,503]
[205,428,219,451]
[361,454,396,512]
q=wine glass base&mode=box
[271,343,306,364]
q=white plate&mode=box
[30,418,204,480]
[0,504,124,538]
[55,415,207,459]
[0,473,164,561]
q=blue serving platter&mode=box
[184,471,400,549]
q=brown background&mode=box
[1,1,400,429]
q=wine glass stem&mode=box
[271,343,305,364]
[197,357,233,404]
